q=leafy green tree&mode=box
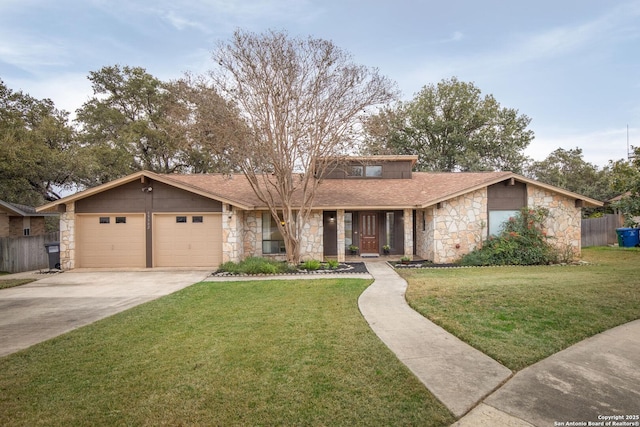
[362,77,533,173]
[167,74,247,174]
[75,66,243,186]
[75,65,179,181]
[526,147,614,202]
[608,146,640,225]
[0,80,76,204]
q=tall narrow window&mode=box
[344,212,353,250]
[385,212,395,248]
[262,213,285,254]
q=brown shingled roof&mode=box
[37,168,603,213]
[162,171,517,209]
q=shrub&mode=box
[460,207,555,266]
[300,259,322,271]
[325,259,339,270]
[217,257,292,274]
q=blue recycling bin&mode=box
[616,228,639,247]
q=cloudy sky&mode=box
[1,0,639,167]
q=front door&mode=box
[360,212,379,253]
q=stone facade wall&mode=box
[60,202,75,270]
[222,205,242,263]
[336,210,345,262]
[403,208,413,258]
[242,211,261,259]
[237,210,324,261]
[425,189,488,264]
[415,208,435,262]
[528,186,582,258]
[300,211,323,260]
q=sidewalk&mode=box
[455,319,640,426]
[358,262,512,417]
[359,261,640,426]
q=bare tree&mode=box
[210,29,397,264]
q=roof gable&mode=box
[1,200,57,217]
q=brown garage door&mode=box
[153,214,222,267]
[76,214,146,268]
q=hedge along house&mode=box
[37,155,603,270]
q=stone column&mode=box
[60,202,75,270]
[222,205,239,263]
[403,208,413,259]
[337,209,345,262]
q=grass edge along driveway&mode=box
[0,278,455,427]
[402,246,640,371]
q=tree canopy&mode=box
[526,147,614,202]
[362,77,534,173]
[74,65,243,187]
[209,29,397,264]
[608,146,640,224]
[0,80,76,204]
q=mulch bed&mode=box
[211,262,369,277]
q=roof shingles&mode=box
[163,172,515,209]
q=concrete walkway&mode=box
[358,262,513,417]
[359,261,640,426]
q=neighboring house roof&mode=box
[37,169,604,212]
[0,200,58,217]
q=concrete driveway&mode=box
[0,270,210,357]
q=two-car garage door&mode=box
[76,213,222,268]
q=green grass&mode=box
[0,278,454,426]
[0,278,36,289]
[401,247,640,371]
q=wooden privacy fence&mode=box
[0,232,60,273]
[581,214,623,247]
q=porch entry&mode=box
[360,212,379,254]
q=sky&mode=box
[1,0,639,167]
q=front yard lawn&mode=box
[401,247,640,371]
[0,278,454,426]
[0,278,36,289]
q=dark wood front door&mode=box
[360,212,378,253]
